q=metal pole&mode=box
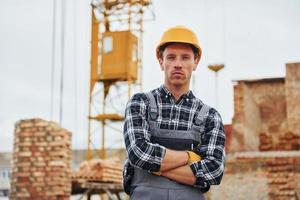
[215,72,218,109]
[208,64,224,109]
[101,90,106,159]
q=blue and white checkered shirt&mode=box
[123,85,225,188]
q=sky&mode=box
[0,0,300,152]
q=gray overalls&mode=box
[130,92,210,200]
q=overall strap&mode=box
[195,104,210,125]
[145,92,158,120]
[192,104,210,144]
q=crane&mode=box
[86,0,154,160]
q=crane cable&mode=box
[73,0,79,150]
[222,0,227,67]
[50,0,57,120]
[59,0,66,125]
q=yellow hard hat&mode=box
[156,25,202,60]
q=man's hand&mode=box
[160,149,189,171]
[152,171,162,176]
[160,151,201,185]
[187,151,201,165]
[161,165,196,186]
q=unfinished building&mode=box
[210,62,300,200]
[230,62,300,152]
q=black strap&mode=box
[145,92,158,120]
[146,91,210,126]
[195,104,210,125]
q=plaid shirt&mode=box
[123,85,225,188]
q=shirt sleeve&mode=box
[190,107,226,188]
[123,93,166,172]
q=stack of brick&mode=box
[10,119,72,200]
[276,132,300,151]
[259,132,273,151]
[267,157,299,199]
[72,159,123,184]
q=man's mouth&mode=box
[172,71,184,75]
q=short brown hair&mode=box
[158,42,200,59]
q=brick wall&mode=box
[229,84,246,152]
[286,62,300,136]
[224,124,232,153]
[207,151,300,200]
[10,119,72,200]
[232,78,286,152]
[267,156,300,198]
[231,62,300,152]
[260,131,300,151]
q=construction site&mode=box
[1,0,300,200]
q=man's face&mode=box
[159,43,199,89]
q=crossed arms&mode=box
[123,94,225,188]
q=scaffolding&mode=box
[86,0,154,160]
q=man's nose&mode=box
[174,58,183,68]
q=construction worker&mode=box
[123,25,225,200]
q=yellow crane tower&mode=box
[86,0,154,160]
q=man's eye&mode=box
[182,56,191,60]
[167,56,176,60]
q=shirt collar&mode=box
[158,85,195,100]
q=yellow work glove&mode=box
[153,171,162,176]
[187,151,202,165]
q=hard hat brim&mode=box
[155,26,202,60]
